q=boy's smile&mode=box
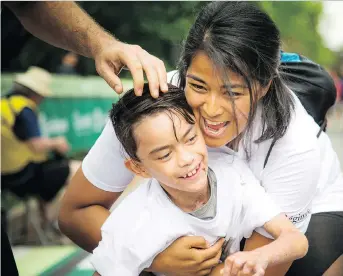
[127,111,209,210]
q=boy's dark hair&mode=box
[110,83,195,161]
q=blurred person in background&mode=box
[56,52,79,75]
[1,66,70,232]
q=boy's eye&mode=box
[187,135,197,143]
[158,152,171,160]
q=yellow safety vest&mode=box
[1,95,47,174]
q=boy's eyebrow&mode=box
[149,145,170,155]
[148,125,194,155]
[181,125,193,140]
[187,74,247,89]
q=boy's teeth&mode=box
[184,165,199,178]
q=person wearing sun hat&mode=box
[14,66,53,98]
[1,66,71,236]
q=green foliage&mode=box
[257,1,336,67]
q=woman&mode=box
[59,2,343,275]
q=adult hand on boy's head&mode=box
[222,251,267,276]
[149,236,225,276]
[94,40,168,98]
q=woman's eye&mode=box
[158,152,171,160]
[226,90,244,97]
[190,83,205,91]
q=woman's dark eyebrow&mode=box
[186,74,206,84]
[222,84,248,89]
[187,74,247,89]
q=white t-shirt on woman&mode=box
[82,70,343,237]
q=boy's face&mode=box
[130,112,208,193]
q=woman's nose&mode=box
[202,93,224,118]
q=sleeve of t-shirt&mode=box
[82,71,180,192]
[13,107,41,141]
[82,120,134,192]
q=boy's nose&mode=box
[178,151,195,168]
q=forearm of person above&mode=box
[58,167,121,252]
[222,214,308,276]
[148,237,225,276]
[27,136,69,154]
[5,1,167,96]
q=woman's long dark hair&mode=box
[178,1,294,158]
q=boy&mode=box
[90,84,308,276]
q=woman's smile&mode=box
[200,116,230,138]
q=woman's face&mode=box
[185,51,265,148]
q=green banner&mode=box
[39,97,115,155]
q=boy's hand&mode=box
[222,251,268,276]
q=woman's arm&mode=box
[219,214,308,276]
[243,232,292,276]
[250,214,308,268]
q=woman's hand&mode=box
[222,251,268,276]
[150,236,225,276]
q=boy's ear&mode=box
[124,159,151,178]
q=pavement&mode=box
[10,105,343,276]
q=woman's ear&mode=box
[124,159,151,178]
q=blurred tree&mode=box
[257,1,337,67]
